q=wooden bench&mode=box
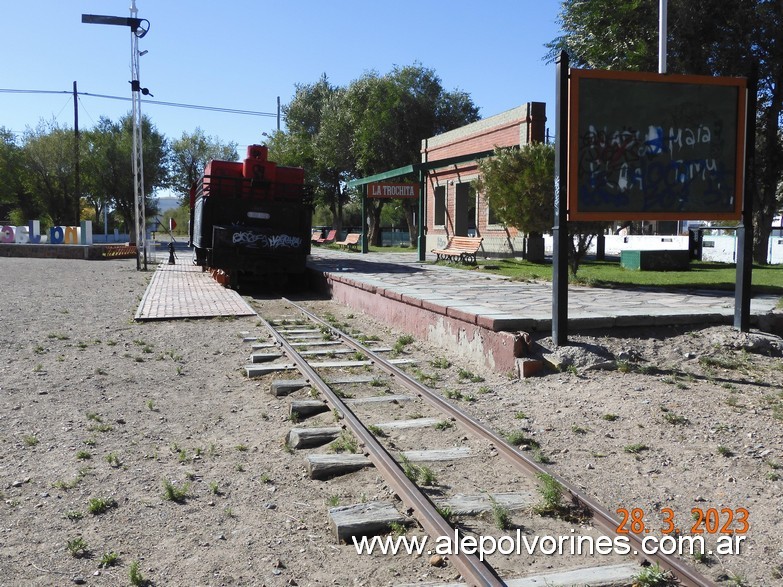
[314,229,337,245]
[335,233,361,250]
[431,236,483,264]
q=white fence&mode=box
[543,234,783,264]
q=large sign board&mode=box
[569,69,746,221]
[367,182,419,199]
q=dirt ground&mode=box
[1,257,782,587]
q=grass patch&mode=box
[329,431,358,454]
[162,478,190,503]
[471,259,783,295]
[66,537,89,558]
[87,496,117,515]
[624,443,649,454]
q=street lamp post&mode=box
[82,5,151,270]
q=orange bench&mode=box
[431,236,483,264]
[314,229,337,245]
[335,233,361,250]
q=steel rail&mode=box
[283,299,717,587]
[260,316,505,587]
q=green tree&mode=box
[82,114,168,239]
[20,120,78,226]
[477,144,555,237]
[268,75,352,232]
[345,64,480,245]
[169,128,237,202]
[477,143,602,272]
[548,0,783,264]
[0,128,30,222]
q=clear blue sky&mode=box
[1,1,562,157]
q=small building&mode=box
[422,102,546,257]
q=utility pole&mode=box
[73,81,81,226]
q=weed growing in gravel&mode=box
[661,410,689,425]
[514,411,528,420]
[367,424,387,437]
[66,537,89,558]
[260,473,272,484]
[624,443,649,454]
[105,453,121,468]
[100,551,120,568]
[632,563,675,586]
[717,445,734,457]
[400,455,438,486]
[89,423,114,433]
[503,430,539,448]
[602,413,619,421]
[162,479,190,503]
[326,495,340,507]
[436,505,454,523]
[489,497,512,530]
[534,473,564,516]
[457,368,485,383]
[329,431,358,454]
[444,389,464,400]
[532,449,553,464]
[76,450,92,460]
[235,444,249,452]
[129,561,146,586]
[388,521,406,536]
[23,435,39,446]
[209,482,222,495]
[64,510,83,521]
[434,420,453,431]
[84,436,96,446]
[430,357,451,369]
[571,425,589,434]
[88,497,117,515]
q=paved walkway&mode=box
[308,248,780,332]
[134,259,256,321]
[133,245,779,330]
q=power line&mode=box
[0,87,277,118]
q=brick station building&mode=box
[421,102,546,257]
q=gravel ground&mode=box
[1,257,782,587]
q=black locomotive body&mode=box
[189,145,312,288]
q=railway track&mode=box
[244,298,717,587]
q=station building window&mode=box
[434,185,446,226]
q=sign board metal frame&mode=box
[568,69,747,221]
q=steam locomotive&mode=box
[189,145,312,288]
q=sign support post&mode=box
[418,169,426,262]
[734,71,757,331]
[552,51,570,346]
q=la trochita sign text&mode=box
[367,182,419,199]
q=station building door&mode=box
[454,182,476,236]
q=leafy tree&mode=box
[547,0,783,264]
[20,120,78,226]
[82,114,168,239]
[169,128,237,202]
[345,64,480,245]
[477,143,602,272]
[273,65,479,245]
[477,144,555,237]
[269,75,352,233]
[0,128,29,222]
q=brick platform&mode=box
[135,262,257,321]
